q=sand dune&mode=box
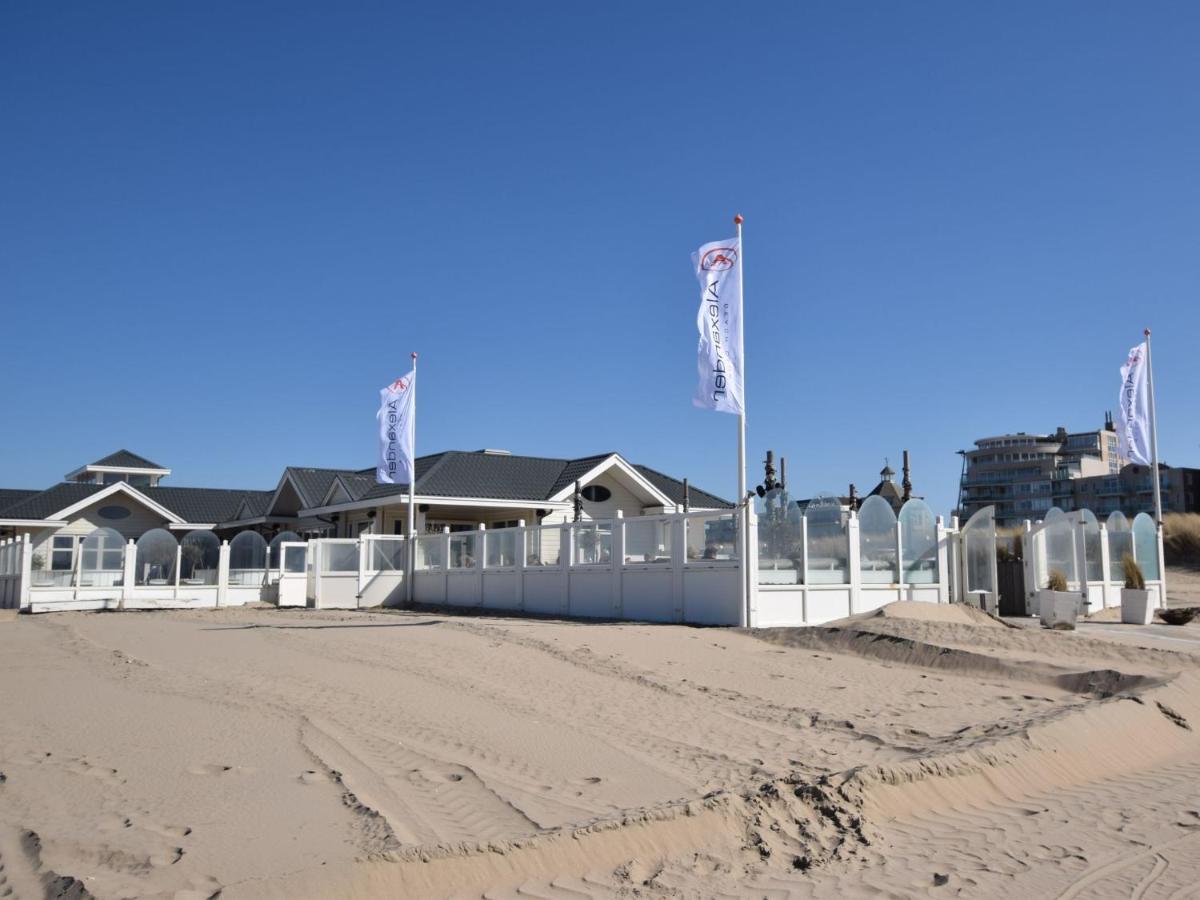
[1,604,1197,898]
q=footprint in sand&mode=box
[187,764,255,777]
[298,770,330,785]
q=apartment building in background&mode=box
[957,415,1125,526]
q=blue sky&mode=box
[3,2,1198,516]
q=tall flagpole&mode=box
[735,214,749,627]
[1144,329,1166,602]
[406,351,418,606]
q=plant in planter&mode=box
[1039,568,1079,629]
[1160,607,1199,626]
[1120,554,1153,625]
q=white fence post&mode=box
[19,534,32,612]
[895,517,905,604]
[746,501,759,627]
[216,540,230,608]
[847,511,862,616]
[441,527,451,602]
[1098,523,1113,609]
[477,524,486,607]
[560,522,572,615]
[515,520,526,612]
[935,516,949,605]
[611,512,624,617]
[356,537,366,609]
[122,539,136,607]
[671,513,685,622]
[1073,511,1089,613]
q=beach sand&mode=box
[1,604,1198,898]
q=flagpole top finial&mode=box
[733,214,744,225]
[1144,329,1151,337]
[411,351,418,360]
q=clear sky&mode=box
[3,2,1198,516]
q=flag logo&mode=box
[700,247,738,271]
[390,377,409,391]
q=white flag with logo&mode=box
[1117,342,1151,465]
[377,369,416,484]
[692,236,744,414]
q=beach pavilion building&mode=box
[0,448,732,580]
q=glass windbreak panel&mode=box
[79,527,125,587]
[135,528,177,585]
[1043,507,1065,523]
[756,490,802,584]
[686,513,737,562]
[962,505,996,595]
[858,496,898,584]
[228,531,268,585]
[899,499,938,584]
[180,530,221,584]
[526,525,561,567]
[322,542,358,573]
[282,545,307,574]
[485,529,517,568]
[805,494,848,584]
[624,518,671,563]
[414,535,443,571]
[573,522,612,565]
[449,533,478,569]
[1106,511,1133,582]
[370,538,406,572]
[1043,515,1078,589]
[1080,510,1103,582]
[1132,512,1160,580]
[269,531,301,568]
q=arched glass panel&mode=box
[1043,513,1079,589]
[1044,507,1065,523]
[962,505,996,595]
[899,499,938,584]
[180,530,220,585]
[135,528,177,585]
[1132,512,1160,580]
[229,531,268,585]
[1080,510,1103,582]
[1106,512,1132,582]
[268,531,301,568]
[806,494,848,584]
[756,489,803,584]
[80,527,125,587]
[858,496,898,584]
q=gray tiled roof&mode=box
[90,450,167,470]
[142,486,268,524]
[281,467,364,509]
[333,451,733,508]
[634,465,733,509]
[0,483,108,520]
[0,489,39,515]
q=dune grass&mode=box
[1163,513,1200,568]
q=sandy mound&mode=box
[829,600,1006,629]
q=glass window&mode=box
[79,527,125,587]
[51,535,75,571]
[581,485,612,503]
[229,532,268,585]
[1081,510,1103,582]
[858,496,898,584]
[685,513,737,562]
[1106,512,1132,582]
[370,537,405,572]
[414,535,443,571]
[526,525,561,567]
[321,542,358,573]
[282,545,307,574]
[899,499,938,584]
[268,531,302,568]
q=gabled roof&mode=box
[281,467,365,510]
[142,486,271,524]
[91,449,167,470]
[311,451,733,509]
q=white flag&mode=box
[1118,342,1151,465]
[377,369,416,484]
[692,236,744,414]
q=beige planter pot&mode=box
[1039,590,1080,629]
[1121,588,1153,625]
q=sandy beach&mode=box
[1,604,1199,899]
